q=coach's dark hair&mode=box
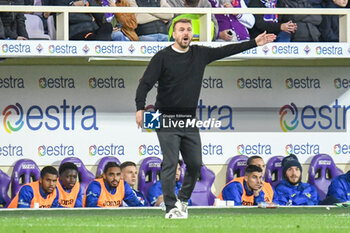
[120,161,136,171]
[245,165,262,175]
[184,0,200,7]
[104,162,120,174]
[59,162,78,176]
[173,19,192,31]
[40,166,58,179]
[247,156,263,166]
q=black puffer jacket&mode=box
[0,0,29,39]
[282,0,322,42]
[50,0,111,40]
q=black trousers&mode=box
[156,127,202,212]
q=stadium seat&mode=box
[0,169,11,208]
[138,157,162,203]
[265,156,284,187]
[226,155,249,183]
[95,156,121,177]
[60,157,95,193]
[24,14,51,40]
[11,159,40,198]
[190,165,216,206]
[308,154,344,200]
[47,15,56,40]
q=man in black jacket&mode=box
[135,18,275,219]
[0,0,28,39]
[47,0,112,40]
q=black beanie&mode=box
[282,154,302,178]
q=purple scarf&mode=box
[209,0,250,41]
[101,0,115,22]
[260,0,278,23]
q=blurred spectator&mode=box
[24,0,50,34]
[49,0,112,40]
[0,0,29,40]
[248,0,297,42]
[127,0,173,41]
[209,0,254,42]
[282,0,322,42]
[309,0,348,42]
[96,0,138,41]
[168,0,219,41]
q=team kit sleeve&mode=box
[309,186,320,205]
[84,181,102,207]
[275,184,290,206]
[74,186,83,208]
[271,185,280,204]
[123,181,143,207]
[221,182,244,206]
[253,191,265,205]
[327,178,348,202]
[148,181,163,206]
[17,185,34,208]
[51,187,60,208]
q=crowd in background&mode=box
[0,0,349,42]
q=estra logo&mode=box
[236,77,272,89]
[285,77,320,89]
[48,44,77,54]
[0,76,24,88]
[202,143,223,156]
[285,143,320,155]
[334,78,350,89]
[39,76,75,88]
[140,45,166,55]
[334,144,341,154]
[138,144,162,156]
[38,144,74,157]
[316,46,343,55]
[88,77,125,88]
[197,99,234,130]
[279,103,299,132]
[333,144,350,155]
[271,45,298,55]
[279,100,348,132]
[237,143,272,155]
[89,144,125,156]
[0,144,23,156]
[94,45,123,54]
[202,76,223,89]
[1,100,98,133]
[1,43,31,53]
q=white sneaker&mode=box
[175,199,188,218]
[165,207,187,219]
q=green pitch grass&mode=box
[0,207,349,233]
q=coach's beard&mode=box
[178,37,191,49]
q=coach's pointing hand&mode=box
[136,110,144,129]
[255,31,276,46]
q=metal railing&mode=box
[0,6,349,42]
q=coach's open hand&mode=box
[136,110,144,129]
[255,31,276,46]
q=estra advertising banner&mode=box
[1,65,350,166]
[0,40,350,58]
